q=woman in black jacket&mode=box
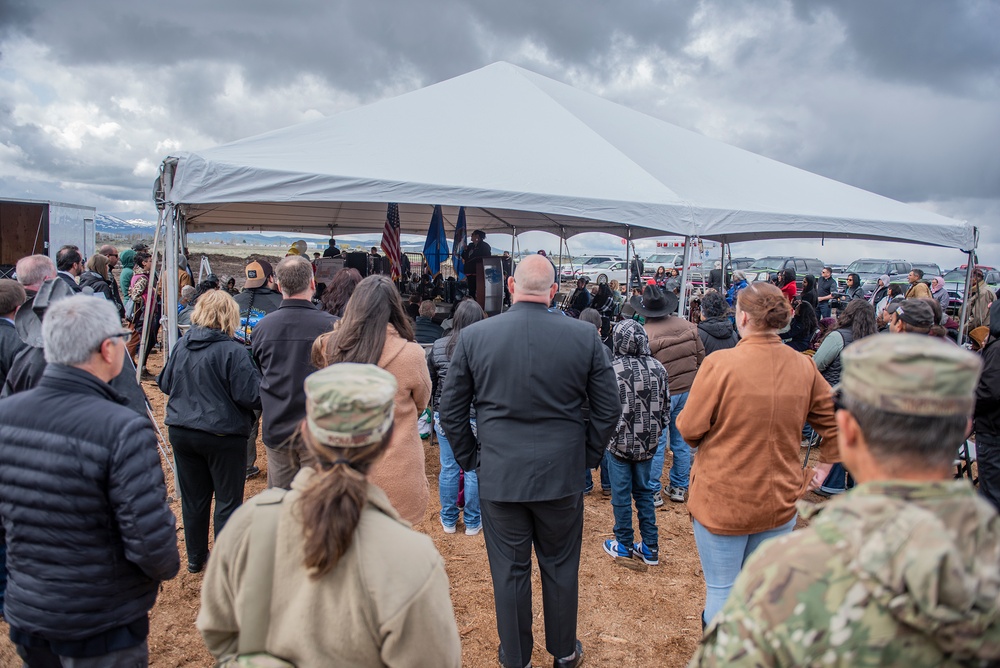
[697,290,738,355]
[157,290,262,573]
[799,274,818,310]
[79,254,120,314]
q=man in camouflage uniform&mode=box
[691,333,1000,667]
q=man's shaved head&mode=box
[512,255,555,296]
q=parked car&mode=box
[745,257,826,289]
[559,254,623,281]
[835,258,911,297]
[911,262,943,278]
[580,260,629,285]
[724,256,756,286]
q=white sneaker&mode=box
[465,524,482,536]
[441,520,456,534]
[652,491,664,507]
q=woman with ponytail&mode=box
[312,275,432,524]
[198,363,461,667]
[675,281,840,628]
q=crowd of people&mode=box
[0,243,996,667]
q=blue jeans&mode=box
[606,453,657,549]
[819,463,855,495]
[584,451,611,492]
[817,301,831,318]
[650,392,691,493]
[693,515,797,624]
[435,413,480,529]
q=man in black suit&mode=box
[440,255,620,668]
[461,229,492,302]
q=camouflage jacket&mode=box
[691,480,1000,667]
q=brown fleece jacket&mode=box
[677,332,839,535]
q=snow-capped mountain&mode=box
[95,213,157,234]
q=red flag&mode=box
[381,202,402,279]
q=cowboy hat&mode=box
[629,284,678,318]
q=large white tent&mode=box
[160,61,973,248]
[152,61,977,353]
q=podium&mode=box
[477,257,504,316]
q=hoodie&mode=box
[698,316,738,355]
[157,325,262,437]
[692,479,1000,667]
[974,299,1000,439]
[118,249,136,297]
[606,319,669,461]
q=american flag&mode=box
[381,202,402,280]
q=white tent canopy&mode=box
[161,61,975,249]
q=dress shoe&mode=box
[553,640,583,668]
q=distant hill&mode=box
[95,214,425,252]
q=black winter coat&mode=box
[0,320,26,389]
[251,299,338,447]
[0,365,179,639]
[2,345,149,415]
[974,301,1000,439]
[698,317,738,356]
[158,326,262,437]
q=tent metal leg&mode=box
[678,236,692,317]
[958,249,976,343]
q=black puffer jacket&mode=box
[158,326,262,437]
[78,270,114,301]
[698,317,738,355]
[0,365,179,639]
[974,301,1000,439]
[428,334,475,421]
[2,345,149,415]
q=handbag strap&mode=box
[238,487,288,656]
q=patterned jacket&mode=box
[606,320,669,461]
[690,480,1000,667]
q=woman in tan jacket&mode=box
[198,363,460,667]
[676,281,839,627]
[313,275,432,524]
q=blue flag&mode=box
[423,205,449,275]
[452,206,467,279]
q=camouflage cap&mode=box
[304,363,397,448]
[840,333,981,416]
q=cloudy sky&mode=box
[1,0,997,266]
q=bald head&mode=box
[510,254,556,304]
[15,255,56,291]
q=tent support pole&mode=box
[164,209,179,356]
[958,248,977,343]
[136,208,165,383]
[625,227,632,293]
[678,236,692,317]
[557,227,566,288]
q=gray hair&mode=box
[42,295,125,366]
[180,285,197,305]
[15,255,56,288]
[578,308,602,330]
[731,270,746,282]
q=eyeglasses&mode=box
[109,332,130,342]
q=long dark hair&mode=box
[296,423,394,578]
[781,268,796,287]
[317,275,415,365]
[847,273,862,290]
[837,299,877,340]
[445,299,486,358]
[320,268,362,317]
[793,300,819,333]
[591,283,613,310]
[802,274,816,295]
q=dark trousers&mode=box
[169,426,245,564]
[246,409,262,469]
[481,495,583,667]
[977,437,1000,513]
[15,640,148,667]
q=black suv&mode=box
[835,259,911,296]
[745,257,826,287]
